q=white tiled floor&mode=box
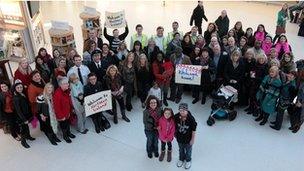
[1,1,304,171]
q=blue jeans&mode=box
[178,143,192,162]
[144,130,159,155]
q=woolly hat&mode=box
[179,103,188,110]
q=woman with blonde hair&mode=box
[36,83,61,145]
[136,54,152,108]
[116,41,129,61]
[14,58,32,89]
[256,66,282,125]
[104,65,130,124]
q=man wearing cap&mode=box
[174,103,197,169]
[168,47,192,104]
[88,49,110,85]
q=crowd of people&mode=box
[0,1,304,170]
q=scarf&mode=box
[46,97,58,134]
[31,80,45,89]
[149,108,160,126]
[4,92,14,113]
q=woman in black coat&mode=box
[181,34,194,57]
[203,23,217,46]
[136,54,153,108]
[241,50,256,107]
[245,27,255,47]
[224,50,245,105]
[12,82,35,148]
[192,48,216,105]
[233,21,245,43]
[247,54,268,116]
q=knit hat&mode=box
[179,103,188,110]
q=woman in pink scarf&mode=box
[254,24,268,42]
[275,34,291,60]
[261,35,273,56]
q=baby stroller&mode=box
[207,85,238,126]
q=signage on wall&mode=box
[0,1,26,29]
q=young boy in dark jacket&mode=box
[84,73,111,133]
[174,103,197,170]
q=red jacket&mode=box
[53,88,72,120]
[152,61,174,86]
[14,69,31,87]
[158,116,175,142]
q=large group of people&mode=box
[0,1,303,170]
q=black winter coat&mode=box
[190,5,208,25]
[13,93,33,123]
[224,60,245,89]
[84,81,104,97]
[215,16,229,38]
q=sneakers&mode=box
[177,160,184,167]
[184,161,192,169]
[177,160,191,169]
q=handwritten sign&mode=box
[175,64,202,85]
[84,90,112,117]
[105,10,126,28]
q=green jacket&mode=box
[130,34,148,50]
[277,10,288,27]
[257,75,282,114]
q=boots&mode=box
[167,150,172,162]
[159,151,165,161]
[201,94,206,105]
[100,114,111,130]
[46,133,57,145]
[122,111,130,122]
[113,111,118,124]
[163,93,168,106]
[260,113,269,125]
[192,98,199,104]
[21,138,30,148]
[255,113,264,122]
[25,135,35,141]
[52,134,61,143]
[63,130,72,143]
[92,117,101,133]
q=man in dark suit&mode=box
[212,44,229,89]
[88,49,109,86]
[84,29,103,50]
[190,1,208,34]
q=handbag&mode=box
[69,112,78,126]
[275,26,286,35]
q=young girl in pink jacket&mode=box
[157,108,175,162]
